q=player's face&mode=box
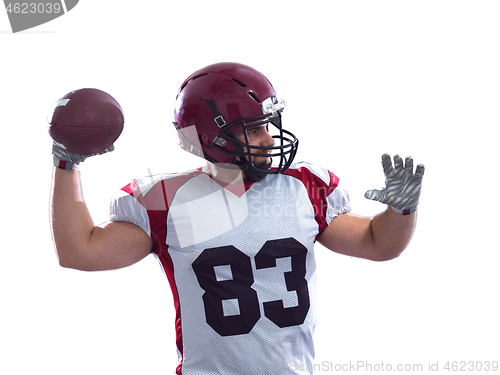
[233,123,275,166]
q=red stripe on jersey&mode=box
[157,251,183,375]
[121,170,203,375]
[121,179,146,207]
[282,167,339,237]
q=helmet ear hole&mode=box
[199,134,212,147]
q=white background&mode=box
[1,1,499,374]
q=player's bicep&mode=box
[77,221,154,271]
[317,213,379,261]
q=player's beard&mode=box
[253,153,272,167]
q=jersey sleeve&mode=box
[325,178,351,225]
[109,180,152,238]
[283,161,351,236]
[307,162,351,230]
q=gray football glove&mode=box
[52,141,114,171]
[364,154,425,215]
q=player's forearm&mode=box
[369,207,417,260]
[50,167,95,268]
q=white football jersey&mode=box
[109,162,351,374]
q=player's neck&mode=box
[203,162,246,185]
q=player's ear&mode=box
[199,134,212,147]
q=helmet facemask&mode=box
[213,109,298,181]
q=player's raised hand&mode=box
[52,141,114,171]
[48,88,124,171]
[364,154,425,215]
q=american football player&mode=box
[50,62,424,374]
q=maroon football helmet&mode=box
[173,62,298,181]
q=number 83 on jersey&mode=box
[192,237,311,337]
